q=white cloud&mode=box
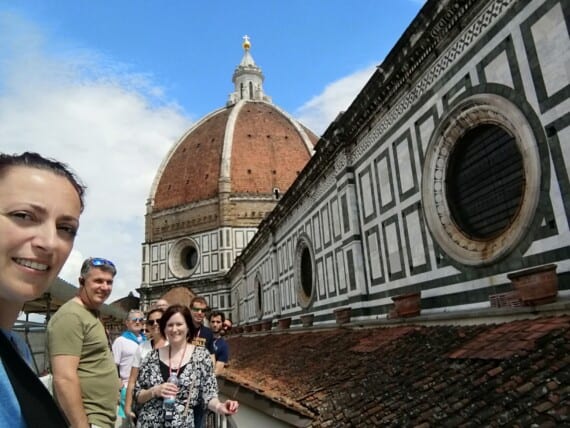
[295,65,376,135]
[0,11,379,305]
[0,12,192,302]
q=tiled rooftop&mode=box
[153,101,316,211]
[224,316,570,427]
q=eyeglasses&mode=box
[129,317,144,323]
[146,319,161,326]
[191,307,207,313]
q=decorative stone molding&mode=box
[168,237,200,278]
[294,234,316,309]
[353,0,514,160]
[422,93,542,266]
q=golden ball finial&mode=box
[242,35,251,51]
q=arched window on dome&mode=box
[249,81,253,99]
[240,83,244,99]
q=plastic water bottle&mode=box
[163,374,179,421]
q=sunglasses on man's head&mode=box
[89,257,116,268]
[146,319,161,326]
[191,307,207,313]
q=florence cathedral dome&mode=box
[141,37,317,306]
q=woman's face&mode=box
[146,312,163,340]
[0,166,81,304]
[165,312,188,345]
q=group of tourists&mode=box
[0,151,239,427]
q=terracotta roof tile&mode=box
[448,317,570,360]
[223,316,570,426]
[153,102,316,211]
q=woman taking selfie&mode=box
[134,305,239,427]
[0,152,85,427]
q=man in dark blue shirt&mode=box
[189,296,215,427]
[208,311,230,375]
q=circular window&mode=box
[300,248,313,297]
[446,124,524,240]
[168,238,200,278]
[422,92,544,266]
[294,234,316,308]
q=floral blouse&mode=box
[134,345,218,427]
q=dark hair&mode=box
[0,151,86,212]
[80,257,117,278]
[209,311,225,323]
[146,308,164,319]
[146,308,165,339]
[159,304,197,340]
[190,296,208,308]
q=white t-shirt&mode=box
[131,340,168,368]
[112,336,140,385]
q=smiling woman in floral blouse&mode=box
[134,304,238,427]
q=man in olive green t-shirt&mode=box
[48,258,120,428]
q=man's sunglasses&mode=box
[129,318,144,323]
[191,307,207,313]
[146,319,161,326]
[89,257,116,268]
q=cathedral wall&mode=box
[147,201,220,242]
[141,225,257,312]
[231,0,570,325]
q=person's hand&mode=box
[218,400,239,415]
[154,382,179,398]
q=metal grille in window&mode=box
[446,124,524,240]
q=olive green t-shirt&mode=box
[47,300,119,427]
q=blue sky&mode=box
[1,1,424,301]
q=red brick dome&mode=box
[151,100,317,211]
[141,37,318,305]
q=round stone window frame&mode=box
[168,237,200,279]
[421,92,544,267]
[294,233,316,309]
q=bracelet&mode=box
[150,387,155,399]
